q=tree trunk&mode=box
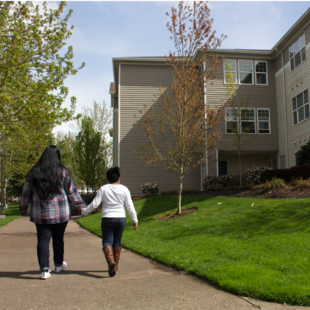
[239,153,242,187]
[177,177,183,215]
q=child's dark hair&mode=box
[106,166,121,183]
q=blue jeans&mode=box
[35,221,68,271]
[101,218,126,249]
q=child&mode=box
[81,166,138,277]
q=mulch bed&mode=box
[199,186,310,199]
[132,186,310,202]
[155,206,198,221]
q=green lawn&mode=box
[77,195,310,306]
[0,203,21,228]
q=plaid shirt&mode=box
[20,169,86,224]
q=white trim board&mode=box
[118,64,121,167]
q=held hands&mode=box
[132,222,138,230]
[81,208,88,217]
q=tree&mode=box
[0,1,85,138]
[224,95,255,186]
[1,121,53,202]
[135,1,229,214]
[296,140,310,166]
[70,100,112,166]
[55,131,82,187]
[73,116,107,194]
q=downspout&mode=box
[281,51,289,168]
[118,64,121,167]
[204,61,208,179]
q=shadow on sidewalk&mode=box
[0,270,110,280]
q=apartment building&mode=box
[109,8,310,195]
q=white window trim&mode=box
[225,107,238,134]
[254,60,268,86]
[257,108,271,134]
[238,60,254,85]
[240,107,256,134]
[292,87,310,126]
[223,59,237,85]
[289,32,306,72]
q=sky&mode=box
[51,0,310,134]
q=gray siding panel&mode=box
[306,22,310,44]
[119,64,201,195]
[281,47,310,167]
[284,47,289,65]
[275,54,282,73]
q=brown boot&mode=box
[113,247,122,271]
[102,246,116,277]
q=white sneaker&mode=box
[55,261,67,273]
[41,270,51,279]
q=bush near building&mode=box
[261,164,310,183]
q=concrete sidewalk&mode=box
[0,217,308,310]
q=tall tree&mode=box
[1,121,53,203]
[55,131,82,187]
[223,64,255,186]
[0,1,85,138]
[225,97,255,186]
[135,1,230,214]
[70,100,112,166]
[73,116,107,194]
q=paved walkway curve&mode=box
[0,217,308,310]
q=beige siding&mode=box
[305,22,310,44]
[112,99,118,167]
[275,71,287,166]
[119,64,201,195]
[207,152,217,176]
[284,47,289,64]
[275,54,282,73]
[281,46,310,167]
[206,57,278,153]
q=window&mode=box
[292,89,309,125]
[241,108,255,133]
[218,161,227,176]
[226,108,238,133]
[257,109,270,133]
[224,59,237,84]
[289,33,306,70]
[255,61,267,85]
[238,60,253,84]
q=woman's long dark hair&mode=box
[27,145,70,200]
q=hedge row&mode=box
[261,163,310,182]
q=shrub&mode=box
[245,166,270,185]
[141,182,159,194]
[296,140,310,166]
[261,163,310,183]
[265,178,286,190]
[203,175,246,190]
[291,178,310,188]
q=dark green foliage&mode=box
[73,116,107,193]
[6,174,24,198]
[296,141,310,166]
[261,164,310,183]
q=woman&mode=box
[20,145,86,279]
[81,166,138,277]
